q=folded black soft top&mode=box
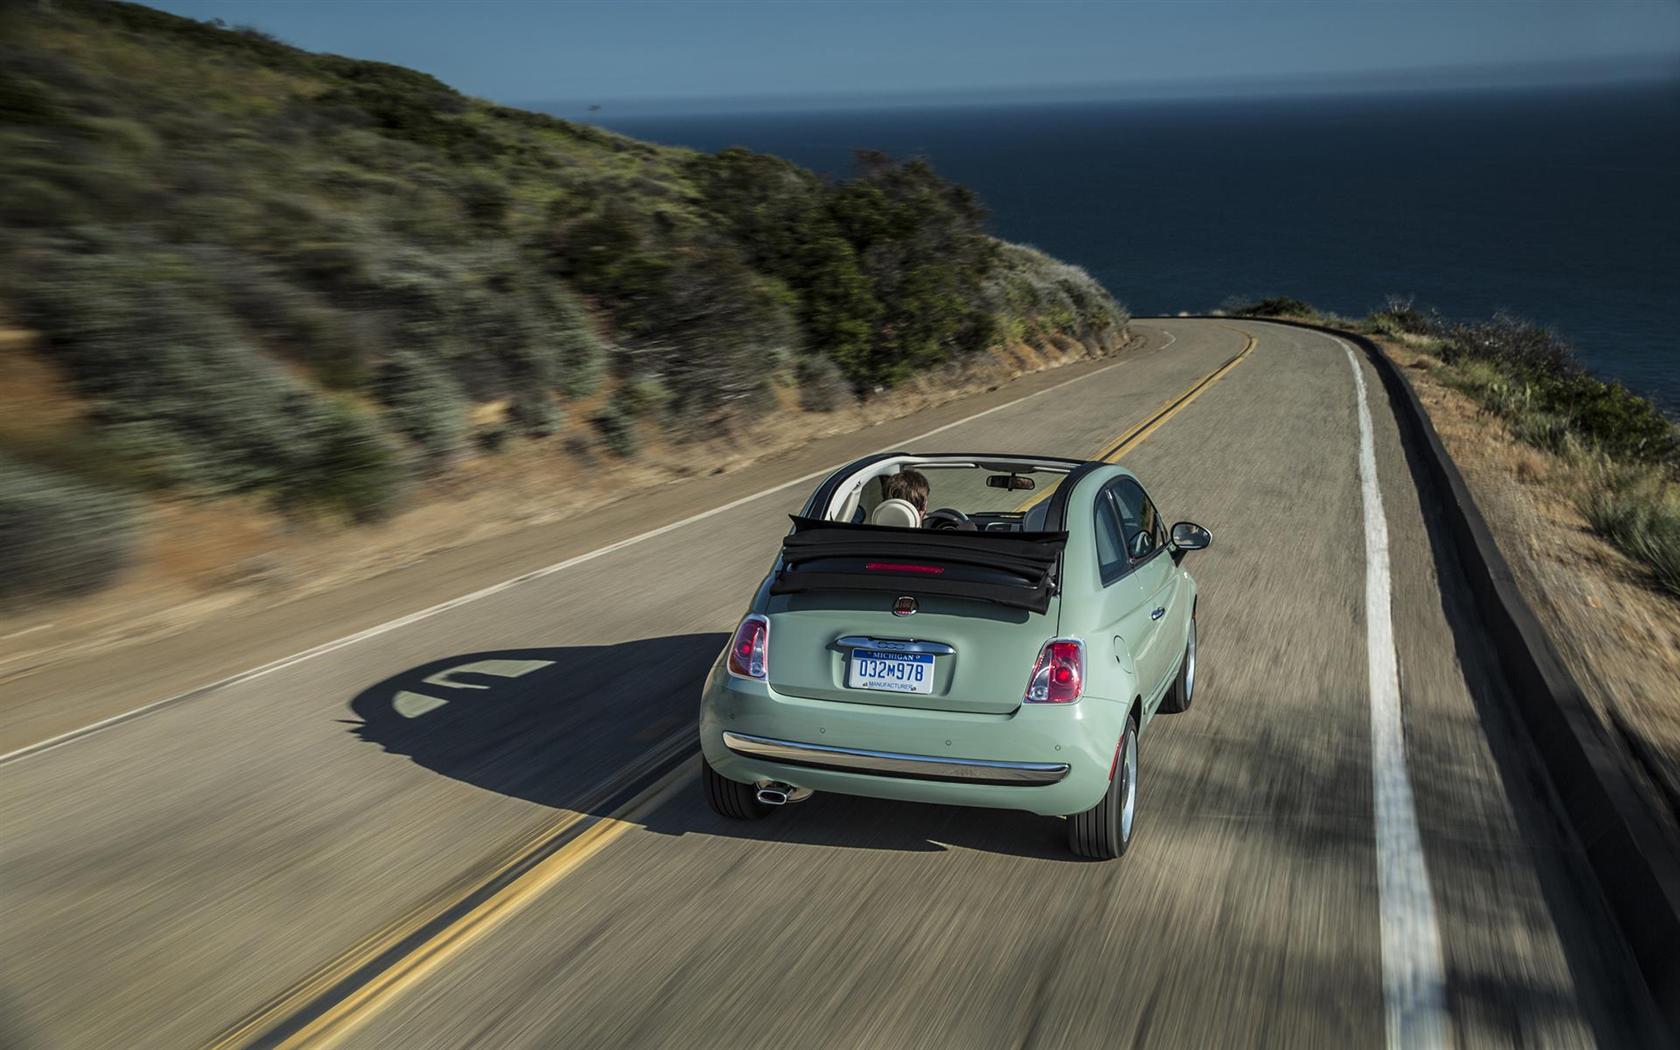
[770,516,1067,613]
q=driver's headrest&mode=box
[870,498,920,528]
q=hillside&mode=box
[0,0,1128,607]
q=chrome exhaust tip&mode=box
[754,780,810,806]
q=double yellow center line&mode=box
[206,733,696,1049]
[1093,327,1257,463]
[1015,324,1257,513]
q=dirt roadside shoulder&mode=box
[0,331,1157,756]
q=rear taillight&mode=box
[726,614,770,680]
[1024,639,1084,703]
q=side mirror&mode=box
[1170,521,1211,557]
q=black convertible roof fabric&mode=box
[770,516,1068,613]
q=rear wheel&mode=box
[1158,612,1197,714]
[702,757,772,820]
[1068,715,1138,859]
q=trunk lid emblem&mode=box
[893,596,917,616]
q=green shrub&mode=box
[311,58,493,161]
[0,177,89,227]
[0,423,164,491]
[590,406,638,457]
[587,243,797,429]
[615,375,672,419]
[371,350,469,464]
[277,303,376,389]
[1509,411,1578,457]
[0,456,138,607]
[826,153,998,385]
[1367,294,1443,338]
[0,67,70,127]
[507,389,560,437]
[1444,356,1666,467]
[539,289,608,399]
[555,332,607,399]
[6,242,424,522]
[1438,320,1678,470]
[1577,468,1680,598]
[1544,374,1678,467]
[983,243,1127,347]
[275,399,406,523]
[1438,313,1576,377]
[794,355,852,412]
[1222,295,1315,318]
[457,175,511,234]
[95,420,207,488]
[285,238,373,290]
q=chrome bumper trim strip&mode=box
[722,731,1069,785]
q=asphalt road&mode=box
[0,320,1660,1049]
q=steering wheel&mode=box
[923,507,973,530]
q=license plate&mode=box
[847,649,935,694]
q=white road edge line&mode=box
[1340,336,1449,1049]
[1,354,1140,767]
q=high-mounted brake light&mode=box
[865,562,945,574]
[1024,638,1084,703]
[727,614,770,680]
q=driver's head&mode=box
[882,469,930,516]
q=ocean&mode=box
[586,84,1680,417]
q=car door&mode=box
[1105,478,1179,707]
[1091,480,1173,709]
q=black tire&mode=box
[702,757,772,820]
[1158,612,1197,714]
[1068,715,1138,859]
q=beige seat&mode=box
[870,498,921,528]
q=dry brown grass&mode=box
[0,329,84,434]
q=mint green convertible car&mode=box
[698,452,1210,858]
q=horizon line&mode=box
[520,52,1680,119]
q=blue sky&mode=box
[150,0,1680,112]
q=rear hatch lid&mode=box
[764,517,1065,714]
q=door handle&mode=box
[1151,607,1165,620]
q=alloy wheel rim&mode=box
[1120,730,1138,840]
[1185,618,1197,702]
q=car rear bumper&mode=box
[698,655,1126,817]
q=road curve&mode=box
[0,320,1660,1049]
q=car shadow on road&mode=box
[645,786,1080,861]
[345,634,1076,860]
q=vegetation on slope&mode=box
[0,0,1127,606]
